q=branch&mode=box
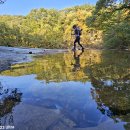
[113,4,130,11]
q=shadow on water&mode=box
[0,50,130,130]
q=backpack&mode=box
[79,29,82,35]
[75,28,82,36]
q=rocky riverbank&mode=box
[0,46,67,72]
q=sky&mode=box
[0,0,97,15]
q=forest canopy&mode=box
[0,5,102,49]
[87,0,130,49]
[0,1,130,49]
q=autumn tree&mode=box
[87,0,130,49]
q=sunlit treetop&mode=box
[87,0,130,30]
[95,0,130,13]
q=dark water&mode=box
[0,50,130,130]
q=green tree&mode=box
[87,0,130,49]
[0,5,100,49]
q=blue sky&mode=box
[0,0,97,15]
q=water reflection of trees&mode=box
[0,50,101,82]
[0,82,22,126]
[1,50,130,129]
[86,51,130,130]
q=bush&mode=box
[103,22,130,49]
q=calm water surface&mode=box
[0,50,130,130]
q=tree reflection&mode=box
[86,51,130,130]
[0,82,22,126]
[1,50,130,129]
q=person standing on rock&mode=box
[71,25,84,51]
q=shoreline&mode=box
[0,46,68,72]
[0,46,129,72]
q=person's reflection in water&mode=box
[72,50,84,72]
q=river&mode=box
[0,50,130,130]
